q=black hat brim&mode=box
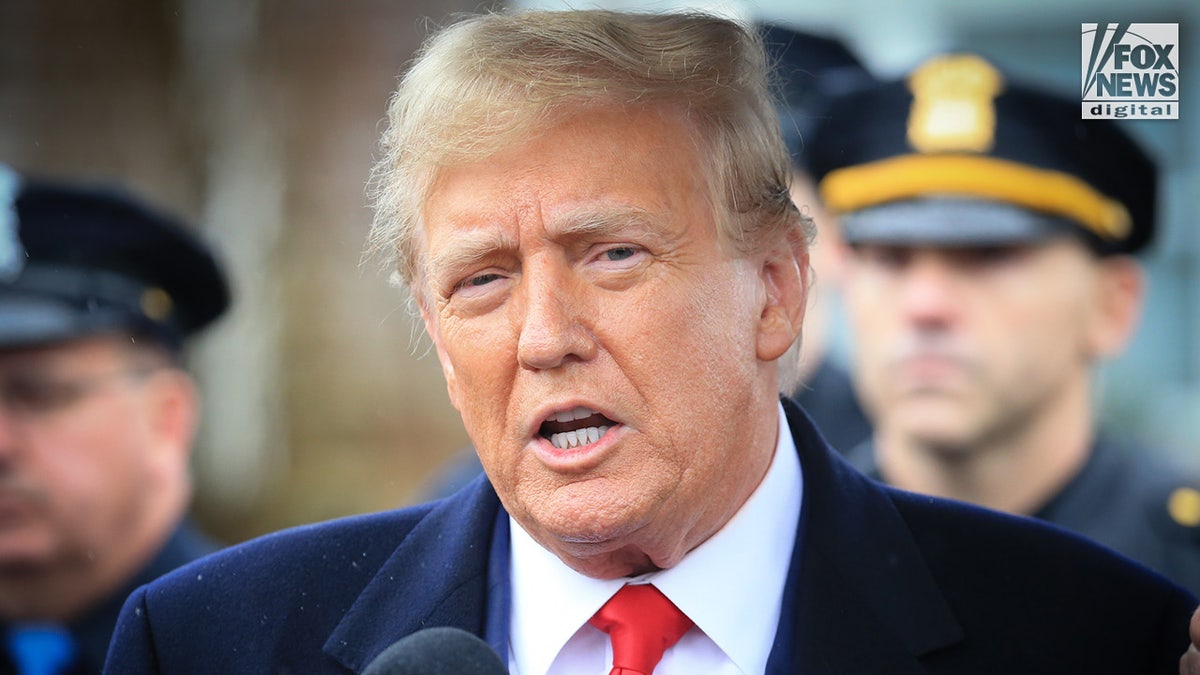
[0,295,136,349]
[841,198,1081,248]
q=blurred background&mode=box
[0,0,1195,545]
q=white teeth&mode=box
[553,406,596,423]
[549,425,610,450]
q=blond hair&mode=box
[368,8,813,302]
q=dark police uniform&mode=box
[0,167,230,674]
[804,54,1200,597]
[847,439,1200,597]
[0,526,219,675]
[790,358,871,454]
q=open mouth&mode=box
[538,406,616,450]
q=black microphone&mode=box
[362,626,509,675]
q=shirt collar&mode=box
[508,401,803,674]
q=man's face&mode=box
[842,237,1123,453]
[419,105,802,578]
[0,336,165,571]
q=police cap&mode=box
[806,53,1156,255]
[0,167,230,350]
[760,23,875,170]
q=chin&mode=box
[544,506,643,546]
[895,398,973,432]
[906,428,981,457]
[534,489,650,546]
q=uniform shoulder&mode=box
[1124,451,1200,541]
[1090,440,1200,541]
[886,485,1190,597]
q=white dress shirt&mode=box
[508,402,803,674]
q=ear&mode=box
[142,369,200,469]
[417,299,461,412]
[756,229,810,362]
[1085,256,1144,359]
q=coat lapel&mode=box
[322,477,503,673]
[780,399,964,673]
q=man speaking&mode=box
[106,9,1196,674]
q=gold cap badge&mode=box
[907,54,1004,154]
[140,287,174,322]
[1168,487,1200,528]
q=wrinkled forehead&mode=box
[427,199,661,252]
[407,108,733,290]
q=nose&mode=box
[899,252,963,331]
[515,264,597,371]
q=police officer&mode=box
[807,53,1200,596]
[0,166,229,674]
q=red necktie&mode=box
[589,584,694,675]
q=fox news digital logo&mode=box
[1082,23,1179,120]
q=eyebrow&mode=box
[548,204,661,241]
[423,228,517,290]
[422,203,665,288]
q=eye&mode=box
[589,244,647,271]
[462,272,502,289]
[451,271,503,295]
[853,244,911,270]
[1,377,90,414]
[960,245,1030,267]
[602,246,638,262]
[448,269,511,305]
